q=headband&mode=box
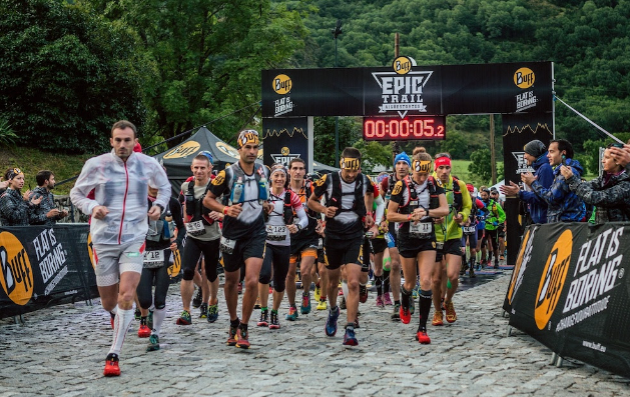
[8,167,23,180]
[340,158,360,171]
[412,160,431,174]
[434,156,451,168]
[237,129,260,148]
[270,164,287,177]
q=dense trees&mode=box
[0,0,628,162]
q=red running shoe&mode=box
[227,323,238,346]
[235,326,250,349]
[138,324,151,338]
[399,305,411,324]
[416,330,431,344]
[103,353,120,377]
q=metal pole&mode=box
[334,37,339,167]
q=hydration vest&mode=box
[186,179,213,225]
[221,163,268,206]
[147,199,175,242]
[448,176,463,212]
[397,176,440,214]
[327,171,367,218]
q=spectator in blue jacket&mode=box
[500,140,554,224]
[522,139,586,223]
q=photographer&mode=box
[561,144,630,223]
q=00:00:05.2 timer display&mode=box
[363,116,446,141]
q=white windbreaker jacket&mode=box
[70,150,171,245]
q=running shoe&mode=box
[494,261,500,269]
[314,284,321,302]
[416,329,431,344]
[342,326,358,346]
[103,353,120,377]
[399,305,411,324]
[301,294,311,314]
[147,310,154,330]
[391,303,401,321]
[207,304,219,323]
[286,306,298,321]
[375,295,384,308]
[500,254,505,261]
[258,309,269,327]
[469,267,476,278]
[412,285,419,300]
[147,334,160,352]
[192,288,202,308]
[359,285,368,303]
[383,293,393,306]
[316,299,327,310]
[176,310,192,325]
[227,323,238,346]
[340,297,346,310]
[445,300,457,323]
[432,310,444,326]
[199,303,208,319]
[325,306,340,336]
[269,311,280,329]
[138,324,151,338]
[480,259,487,266]
[235,326,250,349]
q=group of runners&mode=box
[71,121,507,377]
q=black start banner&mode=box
[505,222,630,378]
[262,117,309,169]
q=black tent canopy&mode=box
[155,126,338,197]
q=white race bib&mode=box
[267,225,287,241]
[220,236,236,254]
[409,221,432,239]
[463,226,476,234]
[143,250,165,268]
[185,221,204,232]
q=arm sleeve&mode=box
[459,180,472,220]
[69,158,101,216]
[291,191,309,229]
[374,194,386,224]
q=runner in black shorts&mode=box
[204,129,272,349]
[387,148,448,343]
[308,147,374,346]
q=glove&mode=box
[492,221,498,226]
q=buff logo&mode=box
[554,228,623,333]
[413,160,431,173]
[0,231,34,306]
[514,68,535,89]
[273,74,292,94]
[393,56,415,75]
[535,230,572,330]
[163,141,201,159]
[371,70,433,118]
[340,158,360,170]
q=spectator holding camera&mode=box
[29,170,69,226]
[522,139,586,223]
[500,140,554,224]
[561,143,630,223]
[0,168,42,226]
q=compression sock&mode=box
[108,307,133,356]
[418,290,433,330]
[383,270,391,293]
[375,275,383,297]
[152,307,166,336]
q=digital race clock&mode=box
[363,116,446,141]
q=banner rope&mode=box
[554,95,623,144]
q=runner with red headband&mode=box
[431,153,472,326]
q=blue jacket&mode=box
[531,158,586,223]
[518,153,554,223]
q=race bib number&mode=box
[409,221,432,239]
[143,250,165,268]
[185,220,206,236]
[463,226,476,234]
[220,236,236,254]
[266,225,287,241]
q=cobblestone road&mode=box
[1,272,629,396]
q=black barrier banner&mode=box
[502,113,554,266]
[505,222,630,378]
[262,62,552,117]
[262,117,309,169]
[0,224,95,318]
